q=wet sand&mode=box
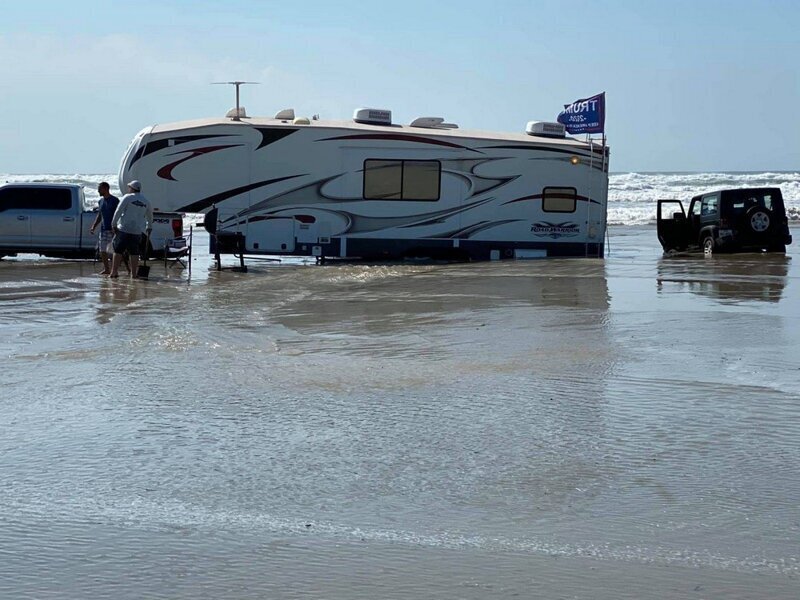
[0,226,798,599]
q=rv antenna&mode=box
[212,81,259,121]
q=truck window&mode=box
[701,195,718,216]
[727,190,777,215]
[0,187,72,211]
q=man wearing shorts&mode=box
[89,182,119,275]
[109,180,153,279]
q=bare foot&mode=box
[100,270,111,275]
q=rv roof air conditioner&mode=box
[226,106,248,119]
[353,107,392,126]
[274,108,295,120]
[526,121,566,138]
[409,117,459,129]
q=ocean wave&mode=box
[608,171,800,224]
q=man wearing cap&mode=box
[89,181,120,275]
[109,180,153,279]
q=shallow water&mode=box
[1,227,799,599]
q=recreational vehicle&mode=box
[118,107,609,262]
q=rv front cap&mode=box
[128,180,141,192]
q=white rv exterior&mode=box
[118,109,609,261]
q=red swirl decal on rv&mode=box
[319,133,480,152]
[157,145,243,181]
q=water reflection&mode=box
[95,278,150,323]
[200,259,611,337]
[656,254,790,303]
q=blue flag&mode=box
[557,92,605,134]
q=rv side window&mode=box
[364,160,402,199]
[402,161,440,200]
[541,187,577,213]
[0,187,72,211]
[364,159,440,201]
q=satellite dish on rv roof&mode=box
[212,81,259,121]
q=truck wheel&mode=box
[747,207,772,234]
[702,235,715,255]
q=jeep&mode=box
[657,187,792,254]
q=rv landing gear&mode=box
[231,253,248,273]
[213,232,248,272]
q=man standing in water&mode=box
[89,181,119,275]
[109,180,153,279]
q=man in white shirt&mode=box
[109,180,153,279]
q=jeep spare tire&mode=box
[747,207,772,234]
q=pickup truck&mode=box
[0,183,183,259]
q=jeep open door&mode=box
[657,200,690,251]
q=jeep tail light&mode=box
[719,217,729,227]
[171,217,183,238]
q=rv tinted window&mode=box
[364,160,402,199]
[402,161,440,200]
[0,187,72,211]
[364,160,441,201]
[542,187,577,213]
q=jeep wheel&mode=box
[767,243,786,253]
[702,235,715,255]
[748,207,772,234]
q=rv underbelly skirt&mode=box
[210,234,604,261]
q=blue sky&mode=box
[1,0,798,173]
